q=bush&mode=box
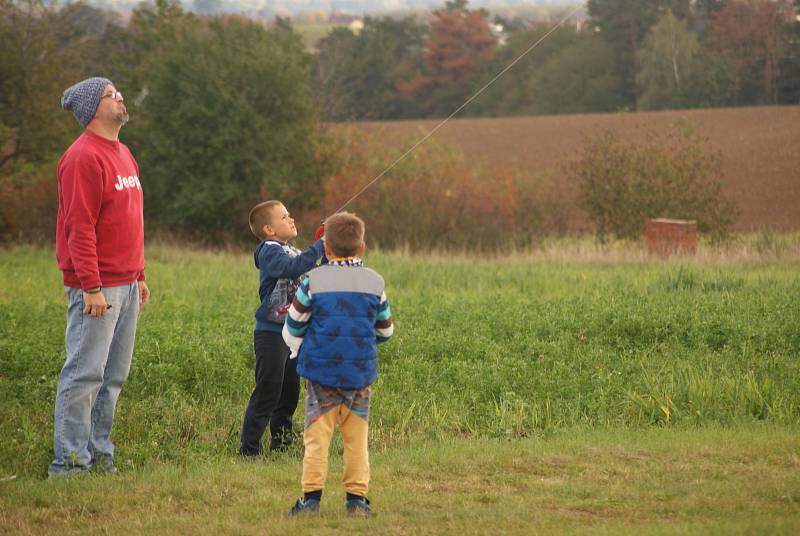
[0,161,58,244]
[567,121,738,241]
[306,127,574,252]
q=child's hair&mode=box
[249,200,282,239]
[324,212,365,257]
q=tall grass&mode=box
[1,240,798,478]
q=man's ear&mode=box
[262,223,274,238]
[357,241,366,256]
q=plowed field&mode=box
[353,106,800,232]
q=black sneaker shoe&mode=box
[345,496,371,516]
[289,498,320,516]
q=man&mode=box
[49,77,150,477]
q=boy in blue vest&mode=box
[239,200,325,457]
[282,212,394,516]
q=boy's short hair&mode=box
[324,212,365,257]
[249,200,282,239]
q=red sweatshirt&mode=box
[56,130,145,290]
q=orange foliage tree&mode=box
[707,0,796,104]
[304,126,569,252]
[396,0,497,117]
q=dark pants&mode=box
[239,330,300,455]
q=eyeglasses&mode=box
[101,90,123,102]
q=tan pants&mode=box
[302,403,369,496]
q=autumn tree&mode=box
[707,0,795,104]
[691,0,729,31]
[397,0,497,117]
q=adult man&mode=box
[49,77,150,477]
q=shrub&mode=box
[308,127,572,252]
[0,161,58,244]
[567,121,738,241]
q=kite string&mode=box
[330,4,584,216]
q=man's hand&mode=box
[139,281,150,307]
[83,290,108,317]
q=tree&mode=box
[348,16,425,119]
[0,0,105,170]
[482,23,625,116]
[777,0,800,103]
[0,0,117,242]
[312,27,359,120]
[125,16,323,239]
[587,0,689,106]
[529,32,626,115]
[114,0,190,102]
[193,0,222,14]
[474,23,579,115]
[312,16,424,120]
[636,11,700,109]
[692,0,729,32]
[396,0,497,117]
[682,51,739,107]
[707,0,795,104]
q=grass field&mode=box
[1,240,799,533]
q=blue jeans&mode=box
[49,283,140,476]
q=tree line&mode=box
[1,0,797,244]
[317,0,800,120]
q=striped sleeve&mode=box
[282,277,312,358]
[375,292,393,343]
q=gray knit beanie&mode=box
[61,77,112,127]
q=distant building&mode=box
[489,22,507,46]
[329,12,359,25]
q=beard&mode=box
[114,111,130,125]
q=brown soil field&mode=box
[352,106,800,233]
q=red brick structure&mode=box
[645,219,697,257]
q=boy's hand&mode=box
[314,224,325,241]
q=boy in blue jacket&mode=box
[283,212,393,516]
[239,200,325,457]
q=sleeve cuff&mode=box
[81,278,102,292]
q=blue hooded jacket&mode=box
[253,239,324,333]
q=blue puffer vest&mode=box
[297,265,385,389]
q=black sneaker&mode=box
[289,498,320,516]
[345,496,371,516]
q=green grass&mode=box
[1,242,799,532]
[1,427,798,534]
